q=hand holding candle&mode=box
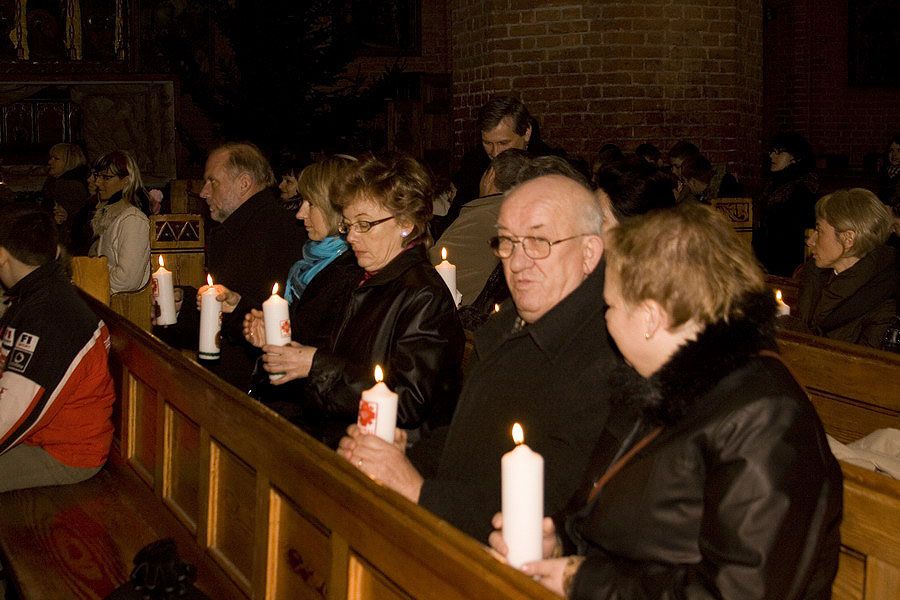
[357,365,399,443]
[152,255,177,325]
[775,289,790,317]
[435,247,463,307]
[501,423,544,569]
[198,274,222,361]
[263,282,291,380]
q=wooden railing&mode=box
[99,296,556,599]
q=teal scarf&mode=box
[284,235,348,304]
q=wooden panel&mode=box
[809,393,898,445]
[712,197,752,248]
[209,440,257,594]
[266,489,330,600]
[127,375,157,485]
[70,256,110,305]
[151,214,205,250]
[164,403,201,532]
[840,464,900,567]
[865,556,900,599]
[347,555,413,600]
[110,283,153,331]
[833,549,865,600]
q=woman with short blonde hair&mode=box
[794,187,895,347]
[491,202,842,599]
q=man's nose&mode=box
[506,243,531,271]
[200,182,211,199]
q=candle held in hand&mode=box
[775,289,790,317]
[357,365,399,443]
[263,282,291,380]
[198,274,222,361]
[152,255,177,325]
[501,423,544,568]
[435,247,460,306]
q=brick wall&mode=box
[764,0,900,167]
[450,0,764,180]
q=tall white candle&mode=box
[501,423,544,569]
[775,289,791,317]
[198,274,222,361]
[435,247,460,306]
[152,255,177,325]
[357,365,399,443]
[263,282,291,380]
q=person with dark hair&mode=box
[276,157,309,209]
[876,133,900,206]
[753,131,819,277]
[594,157,676,231]
[41,142,90,251]
[89,150,151,293]
[679,153,743,204]
[490,202,841,600]
[450,96,560,224]
[667,140,702,203]
[155,142,306,392]
[257,153,465,447]
[635,142,663,167]
[431,148,532,306]
[590,144,625,188]
[0,204,115,491]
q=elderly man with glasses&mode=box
[339,174,628,543]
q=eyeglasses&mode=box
[489,234,590,259]
[91,171,119,181]
[338,215,395,234]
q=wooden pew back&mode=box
[98,298,554,599]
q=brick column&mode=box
[451,0,764,181]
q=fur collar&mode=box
[609,291,779,427]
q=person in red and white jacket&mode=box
[0,204,115,492]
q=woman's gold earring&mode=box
[644,332,651,340]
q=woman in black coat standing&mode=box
[491,203,842,600]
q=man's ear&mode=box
[523,123,533,144]
[582,235,604,274]
[237,172,253,196]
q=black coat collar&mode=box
[617,291,779,427]
[218,187,280,236]
[359,244,430,288]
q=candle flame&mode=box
[775,289,783,303]
[494,303,500,313]
[272,282,279,295]
[206,273,214,286]
[441,247,448,261]
[511,423,524,445]
[158,255,165,267]
[374,364,384,383]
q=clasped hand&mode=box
[337,425,424,503]
[488,513,573,596]
[196,283,241,313]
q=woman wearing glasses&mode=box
[258,153,465,447]
[89,151,151,293]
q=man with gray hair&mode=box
[156,142,305,391]
[340,173,625,543]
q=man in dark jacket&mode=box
[339,174,625,543]
[154,143,305,391]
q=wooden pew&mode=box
[777,329,900,600]
[1,296,896,599]
[151,213,207,289]
[0,296,556,600]
[712,197,752,248]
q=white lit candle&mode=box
[435,247,460,306]
[152,255,177,325]
[357,365,399,443]
[775,289,790,317]
[501,423,544,569]
[263,282,292,380]
[198,274,222,361]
